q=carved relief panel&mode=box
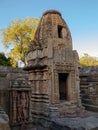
[9,79,31,125]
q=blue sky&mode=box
[0,0,98,57]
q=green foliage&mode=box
[0,52,12,66]
[0,17,39,67]
[79,53,98,67]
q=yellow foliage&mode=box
[79,53,98,67]
[0,17,40,67]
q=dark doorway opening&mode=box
[58,25,63,38]
[59,73,68,101]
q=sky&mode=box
[0,0,98,57]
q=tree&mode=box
[0,17,39,67]
[0,52,12,66]
[79,53,98,67]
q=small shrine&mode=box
[24,10,82,118]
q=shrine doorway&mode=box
[59,73,69,102]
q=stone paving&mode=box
[27,111,98,130]
[51,111,98,130]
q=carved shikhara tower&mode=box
[24,10,81,118]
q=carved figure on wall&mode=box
[17,92,28,122]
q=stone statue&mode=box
[17,92,28,122]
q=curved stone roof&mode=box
[29,9,72,50]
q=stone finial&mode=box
[42,10,61,16]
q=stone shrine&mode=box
[24,10,82,119]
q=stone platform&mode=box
[51,112,98,130]
[32,111,98,130]
[11,111,98,130]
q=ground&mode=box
[24,111,98,130]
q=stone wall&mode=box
[80,66,98,111]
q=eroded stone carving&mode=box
[17,92,28,122]
[9,78,31,128]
